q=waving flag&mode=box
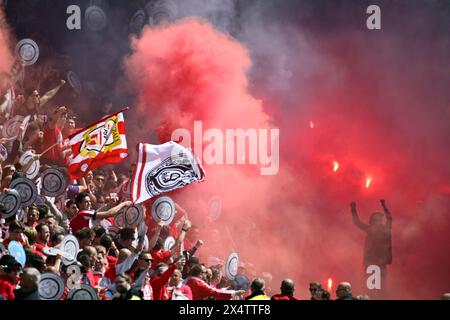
[68,110,128,179]
[131,142,205,204]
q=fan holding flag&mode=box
[68,109,129,180]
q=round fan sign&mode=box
[9,177,38,207]
[60,235,80,266]
[0,144,8,161]
[129,10,146,34]
[15,39,40,66]
[39,273,65,300]
[151,196,175,226]
[123,204,144,227]
[164,236,176,251]
[0,189,21,218]
[114,212,125,229]
[41,168,67,197]
[2,115,24,140]
[8,241,26,267]
[85,5,107,31]
[146,0,177,26]
[42,247,63,257]
[208,196,222,222]
[67,71,82,95]
[225,252,239,281]
[68,284,98,300]
[19,150,40,180]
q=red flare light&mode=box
[333,161,339,172]
[365,175,373,189]
[309,121,314,129]
[327,278,333,292]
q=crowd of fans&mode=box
[1,64,381,301]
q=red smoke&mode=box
[124,17,450,299]
[0,1,14,74]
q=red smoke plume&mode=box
[124,17,450,299]
[0,1,14,74]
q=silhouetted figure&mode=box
[351,199,392,297]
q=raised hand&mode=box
[182,219,192,231]
[195,240,204,247]
[121,201,133,208]
[380,199,390,213]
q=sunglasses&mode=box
[140,258,153,262]
[309,288,318,292]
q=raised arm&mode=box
[170,220,191,256]
[95,200,132,220]
[147,221,165,251]
[44,196,64,223]
[380,199,392,229]
[185,240,203,258]
[38,80,66,108]
[351,202,369,231]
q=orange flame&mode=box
[309,121,314,129]
[333,161,339,172]
[365,176,373,189]
[327,278,333,292]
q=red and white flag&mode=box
[68,110,128,179]
[131,142,205,204]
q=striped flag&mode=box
[131,142,205,204]
[68,110,128,179]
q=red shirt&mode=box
[1,239,12,247]
[1,238,25,247]
[104,266,116,282]
[37,123,64,165]
[106,255,117,269]
[85,269,96,287]
[70,210,96,234]
[150,250,172,269]
[31,244,47,257]
[150,264,177,300]
[186,277,233,300]
[0,275,16,300]
[271,294,300,300]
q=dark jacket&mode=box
[14,288,41,300]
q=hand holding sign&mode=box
[152,196,176,226]
[225,252,239,281]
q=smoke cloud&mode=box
[6,0,445,300]
[0,0,14,74]
[124,0,449,299]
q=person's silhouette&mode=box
[351,199,392,297]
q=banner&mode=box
[68,110,128,179]
[131,141,205,204]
